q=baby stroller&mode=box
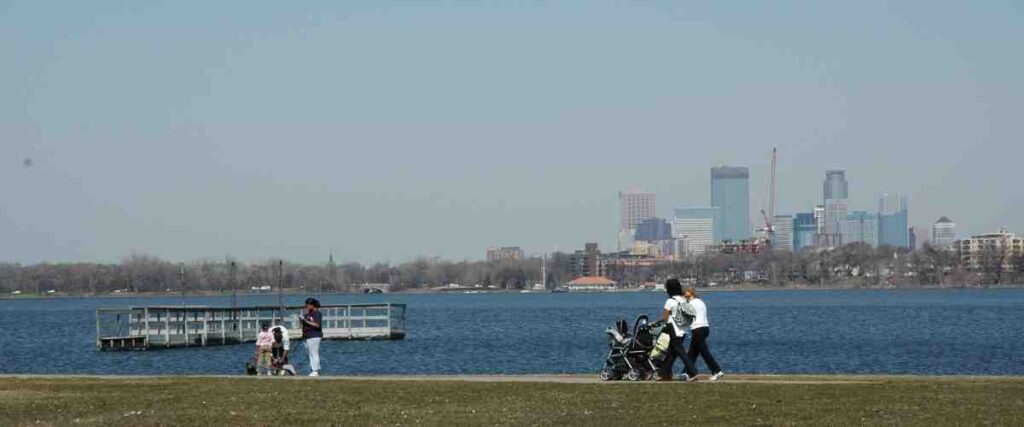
[244,355,296,376]
[599,315,665,381]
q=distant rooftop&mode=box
[710,166,749,179]
[566,276,617,286]
[935,216,954,224]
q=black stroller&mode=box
[599,315,666,381]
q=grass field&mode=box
[2,375,1023,426]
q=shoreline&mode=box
[3,284,1023,300]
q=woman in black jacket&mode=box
[655,279,698,381]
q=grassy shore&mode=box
[2,375,1023,426]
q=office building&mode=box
[822,170,849,234]
[486,247,524,262]
[839,211,879,247]
[813,205,825,234]
[619,190,655,234]
[878,193,910,248]
[933,217,957,248]
[823,169,849,200]
[634,217,672,242]
[710,166,750,242]
[793,213,817,251]
[771,214,794,251]
[673,207,720,256]
[956,230,1024,271]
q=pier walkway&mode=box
[95,303,405,350]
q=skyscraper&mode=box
[793,213,817,251]
[634,217,672,242]
[822,170,849,246]
[771,214,794,251]
[932,217,957,248]
[840,211,879,247]
[813,205,825,234]
[618,191,655,234]
[673,207,720,256]
[878,193,909,248]
[710,166,750,242]
[823,170,849,200]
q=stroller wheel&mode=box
[641,369,654,381]
[599,369,619,381]
[627,369,643,382]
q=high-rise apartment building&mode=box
[955,230,1024,271]
[710,166,750,242]
[933,217,957,248]
[878,193,910,248]
[673,207,719,256]
[840,211,879,247]
[793,213,817,251]
[771,214,794,251]
[618,191,655,234]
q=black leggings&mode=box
[659,333,697,379]
[687,327,722,374]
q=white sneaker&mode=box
[709,372,724,382]
[308,371,320,377]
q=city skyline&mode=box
[3,1,1023,264]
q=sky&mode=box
[2,1,1023,264]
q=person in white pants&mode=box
[299,298,324,377]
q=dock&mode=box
[95,303,406,351]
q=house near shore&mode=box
[564,276,617,291]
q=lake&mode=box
[1,289,1022,376]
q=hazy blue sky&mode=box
[2,1,1022,264]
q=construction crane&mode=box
[758,147,778,249]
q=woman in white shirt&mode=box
[656,279,698,382]
[684,287,724,381]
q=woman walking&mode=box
[299,298,323,377]
[684,287,724,381]
[656,279,698,382]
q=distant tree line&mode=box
[1,243,1021,295]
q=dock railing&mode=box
[96,303,406,351]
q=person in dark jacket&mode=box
[655,279,698,381]
[299,298,323,377]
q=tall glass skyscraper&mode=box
[840,211,879,247]
[878,193,909,248]
[710,166,750,242]
[793,213,818,251]
[823,170,849,199]
[822,170,849,245]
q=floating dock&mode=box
[96,303,406,351]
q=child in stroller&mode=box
[599,315,668,381]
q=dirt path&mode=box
[4,373,1006,385]
[326,374,886,385]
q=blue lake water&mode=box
[1,289,1023,376]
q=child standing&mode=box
[255,322,274,375]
